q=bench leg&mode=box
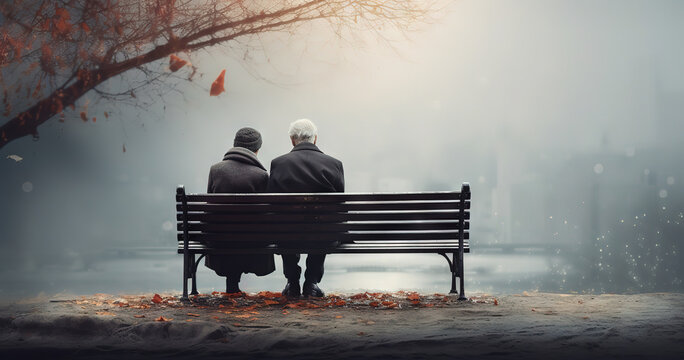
[190,254,205,296]
[455,251,467,301]
[190,254,199,295]
[439,253,458,294]
[182,253,190,301]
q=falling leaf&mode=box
[155,316,172,322]
[7,155,22,162]
[80,111,87,122]
[133,315,145,318]
[210,69,226,96]
[169,54,188,72]
[152,294,163,304]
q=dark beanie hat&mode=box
[233,127,262,152]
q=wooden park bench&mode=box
[176,183,471,301]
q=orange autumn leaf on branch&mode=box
[169,54,188,72]
[210,69,226,96]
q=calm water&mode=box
[0,250,568,301]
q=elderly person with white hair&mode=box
[268,119,345,297]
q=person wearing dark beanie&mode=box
[233,127,263,153]
[206,127,274,293]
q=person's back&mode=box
[208,147,268,193]
[268,119,344,298]
[268,142,344,193]
[205,128,275,293]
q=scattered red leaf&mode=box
[80,111,87,122]
[369,301,379,307]
[151,294,163,304]
[263,300,279,306]
[233,323,242,327]
[169,54,188,72]
[155,316,172,322]
[234,314,251,319]
[494,299,499,306]
[186,313,200,317]
[210,69,225,96]
[407,293,420,301]
[335,315,343,319]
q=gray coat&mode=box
[205,147,275,277]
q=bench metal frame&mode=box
[176,183,471,301]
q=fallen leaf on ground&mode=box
[6,155,22,162]
[133,315,145,318]
[358,332,366,336]
[494,299,499,306]
[233,323,242,327]
[234,314,251,318]
[366,321,375,325]
[407,293,420,301]
[369,301,379,307]
[155,316,172,322]
[95,311,115,316]
[186,313,200,317]
[151,294,163,304]
[335,315,343,319]
[263,300,279,305]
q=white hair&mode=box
[288,118,318,145]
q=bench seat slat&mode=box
[177,243,470,254]
[179,192,467,203]
[176,201,469,213]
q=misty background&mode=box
[1,0,682,299]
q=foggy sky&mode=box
[1,0,683,295]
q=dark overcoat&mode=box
[267,142,344,193]
[205,147,275,277]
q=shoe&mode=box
[226,277,241,294]
[302,281,324,297]
[282,281,301,298]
